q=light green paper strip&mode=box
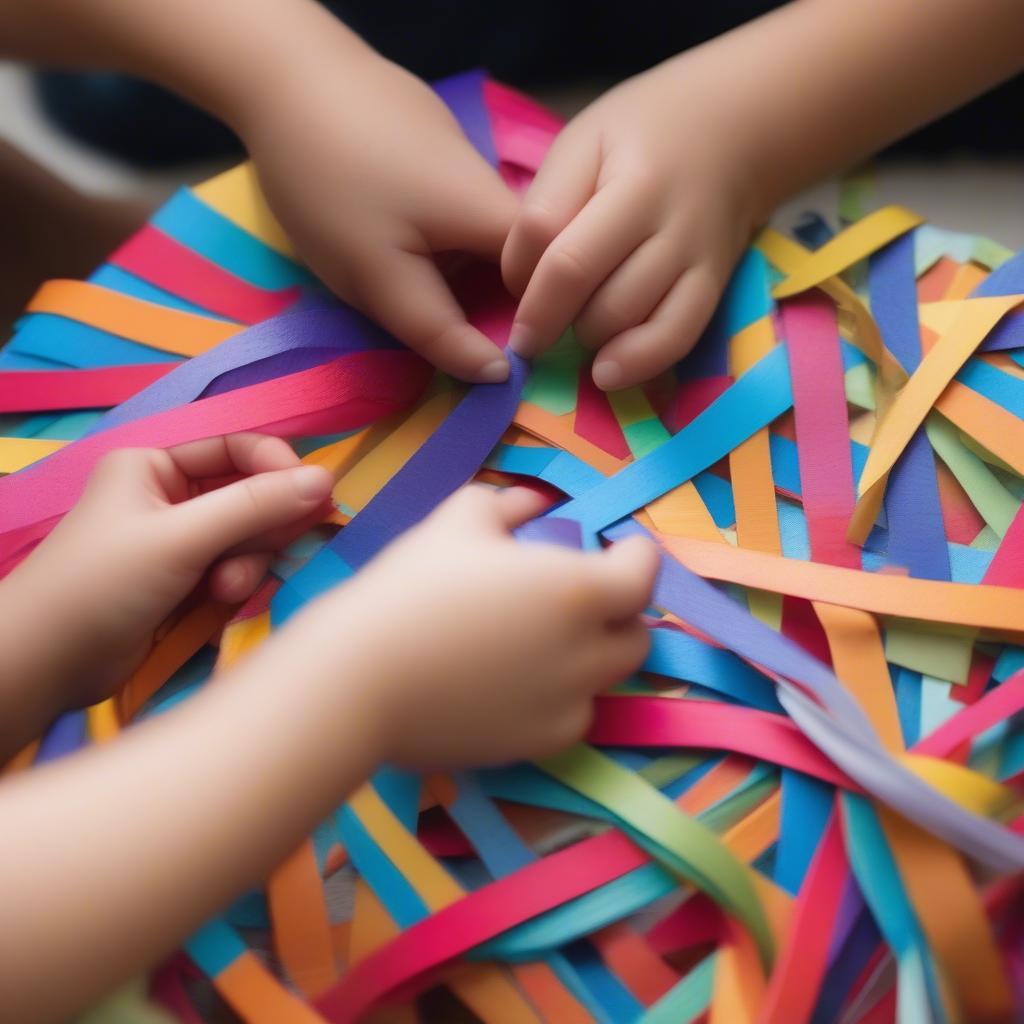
[536,744,775,965]
[609,388,671,459]
[623,419,671,459]
[638,953,717,1024]
[926,414,1017,537]
[971,525,1001,551]
[521,329,583,414]
[913,224,976,276]
[75,981,174,1024]
[608,387,657,428]
[971,235,1014,271]
[885,624,972,685]
[960,432,1022,478]
[845,362,876,411]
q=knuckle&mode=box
[544,245,590,289]
[414,320,465,364]
[91,447,151,483]
[237,476,264,517]
[517,203,562,248]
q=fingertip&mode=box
[592,357,623,391]
[244,434,301,473]
[507,321,540,359]
[208,553,269,603]
[597,534,661,617]
[493,485,550,529]
[425,323,509,385]
[596,265,723,387]
[289,464,334,503]
[614,534,662,583]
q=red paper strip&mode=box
[0,350,430,563]
[783,293,861,568]
[587,696,855,790]
[574,367,631,459]
[109,225,302,324]
[0,363,178,413]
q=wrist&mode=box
[0,577,71,756]
[261,602,396,769]
[212,6,385,143]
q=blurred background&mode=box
[2,0,1023,282]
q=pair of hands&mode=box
[246,52,757,391]
[1,436,657,769]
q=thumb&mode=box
[425,167,518,260]
[167,464,333,568]
[590,535,661,624]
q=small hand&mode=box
[282,486,659,768]
[2,434,332,709]
[502,60,759,390]
[244,55,518,383]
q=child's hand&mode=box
[278,486,659,768]
[2,435,333,710]
[502,59,760,391]
[242,55,517,384]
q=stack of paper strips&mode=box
[2,72,1023,1023]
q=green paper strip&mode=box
[845,362,877,411]
[971,236,1015,271]
[609,387,672,459]
[521,330,583,414]
[970,525,1001,551]
[638,954,717,1024]
[927,414,1017,538]
[960,432,1022,478]
[536,744,775,965]
[75,981,174,1024]
[885,623,972,685]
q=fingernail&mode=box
[477,358,510,384]
[593,360,623,391]
[507,321,537,357]
[292,465,331,501]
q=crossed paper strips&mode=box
[2,73,1023,1023]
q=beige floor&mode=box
[2,60,1023,252]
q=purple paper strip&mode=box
[871,233,950,581]
[86,307,391,434]
[433,69,499,168]
[603,518,1024,873]
[328,353,528,572]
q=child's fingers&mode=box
[501,131,601,299]
[207,552,272,604]
[507,183,652,360]
[573,235,686,350]
[592,264,721,390]
[587,534,660,623]
[423,166,518,259]
[583,618,652,694]
[167,464,333,567]
[217,498,335,558]
[165,434,299,481]
[355,249,509,384]
[492,486,552,530]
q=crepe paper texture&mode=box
[3,70,1024,1023]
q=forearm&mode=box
[0,574,76,760]
[0,0,377,135]
[0,633,383,1024]
[672,0,1024,218]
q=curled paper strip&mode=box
[4,71,1024,1024]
